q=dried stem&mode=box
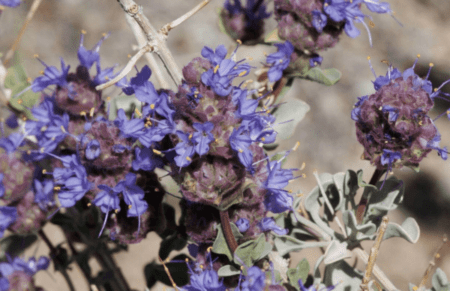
[356,168,385,223]
[354,248,397,291]
[220,210,238,253]
[417,234,448,289]
[124,13,169,88]
[96,44,152,90]
[101,0,209,91]
[38,229,76,291]
[158,256,178,289]
[159,0,210,34]
[3,0,43,65]
[313,170,335,216]
[360,216,389,290]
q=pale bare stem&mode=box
[417,234,448,290]
[159,0,210,35]
[313,170,335,216]
[0,60,11,106]
[95,44,152,91]
[360,216,390,291]
[124,14,169,88]
[3,0,43,65]
[116,0,183,86]
[354,248,397,291]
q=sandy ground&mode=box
[1,0,450,290]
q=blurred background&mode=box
[1,0,450,290]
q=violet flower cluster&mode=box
[352,57,449,175]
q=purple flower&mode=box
[114,173,148,217]
[132,147,163,171]
[224,0,271,22]
[141,91,176,123]
[121,65,159,104]
[0,277,8,291]
[31,58,70,92]
[259,217,288,235]
[264,189,294,213]
[5,114,18,129]
[85,139,101,160]
[312,10,328,33]
[0,255,49,277]
[201,45,228,66]
[264,160,295,191]
[266,41,294,82]
[77,32,109,70]
[382,105,399,122]
[93,185,120,213]
[33,179,55,210]
[229,126,253,171]
[363,0,392,14]
[0,174,4,198]
[0,206,17,238]
[138,119,174,148]
[0,132,25,153]
[309,55,323,68]
[114,109,145,139]
[185,269,226,291]
[0,0,20,7]
[236,217,250,233]
[241,266,266,291]
[174,131,196,168]
[192,122,215,156]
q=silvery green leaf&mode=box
[272,99,310,140]
[264,28,283,44]
[431,268,450,291]
[363,176,404,225]
[323,260,363,291]
[342,210,376,244]
[313,255,325,287]
[218,265,241,277]
[274,235,330,256]
[323,240,351,265]
[304,67,342,86]
[383,217,420,243]
[212,223,243,261]
[115,94,141,116]
[287,258,310,290]
[234,234,272,267]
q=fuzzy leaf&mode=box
[218,265,241,277]
[212,223,243,261]
[272,99,310,140]
[304,67,341,86]
[287,258,310,290]
[431,268,450,291]
[323,240,351,265]
[274,235,330,256]
[323,260,363,291]
[342,210,376,244]
[383,217,420,243]
[234,234,272,267]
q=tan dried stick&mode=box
[158,256,178,290]
[124,13,169,88]
[417,234,448,290]
[360,216,389,291]
[160,0,210,34]
[96,44,152,90]
[4,0,43,65]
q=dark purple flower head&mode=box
[0,152,35,203]
[220,0,271,44]
[0,206,17,238]
[266,41,294,83]
[353,58,449,171]
[0,255,49,277]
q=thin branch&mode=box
[3,0,43,65]
[124,13,169,89]
[361,216,389,290]
[38,229,76,291]
[417,234,448,289]
[116,0,184,86]
[313,170,335,216]
[159,0,210,34]
[158,256,178,289]
[96,44,152,91]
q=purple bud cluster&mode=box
[220,0,271,44]
[352,58,449,173]
[274,0,394,53]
